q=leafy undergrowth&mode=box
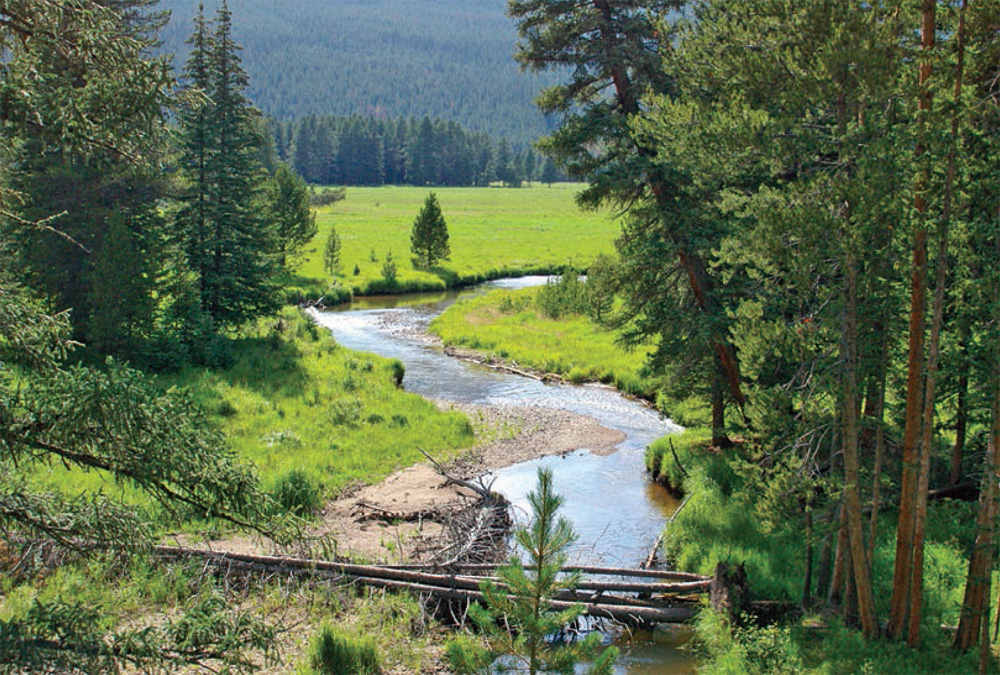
[294,185,619,297]
[691,606,990,675]
[430,286,660,398]
[32,308,474,516]
[665,435,985,674]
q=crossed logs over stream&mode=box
[148,451,718,625]
[151,545,707,625]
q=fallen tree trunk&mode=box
[151,546,709,596]
[387,562,708,582]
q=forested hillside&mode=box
[158,0,560,146]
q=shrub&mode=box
[535,271,587,319]
[271,469,321,516]
[380,251,397,285]
[309,187,346,207]
[309,623,381,675]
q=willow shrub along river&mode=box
[314,277,697,674]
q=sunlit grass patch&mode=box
[28,309,474,517]
[430,286,658,399]
[292,185,619,298]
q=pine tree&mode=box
[177,0,281,329]
[522,148,536,186]
[495,137,518,187]
[540,157,559,186]
[410,192,451,269]
[323,225,342,277]
[266,162,316,267]
[509,0,746,441]
[466,469,617,674]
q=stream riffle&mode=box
[314,277,695,674]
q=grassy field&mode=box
[290,184,619,298]
[33,309,474,510]
[430,285,658,396]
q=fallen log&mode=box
[338,575,696,624]
[353,501,445,524]
[150,546,700,624]
[151,546,709,596]
[387,562,708,582]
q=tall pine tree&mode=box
[177,1,280,329]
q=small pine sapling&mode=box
[463,468,617,675]
[323,225,342,277]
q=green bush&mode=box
[692,608,804,675]
[271,469,322,516]
[445,634,492,674]
[535,271,587,319]
[308,623,381,675]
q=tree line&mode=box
[272,114,563,188]
[156,0,562,147]
[510,0,999,657]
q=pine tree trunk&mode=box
[829,504,849,607]
[890,0,935,639]
[803,508,814,608]
[954,375,1000,651]
[868,324,890,566]
[950,355,969,486]
[711,357,730,448]
[908,2,965,644]
[843,255,879,637]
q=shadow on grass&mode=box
[430,265,460,288]
[214,332,311,397]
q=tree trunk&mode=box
[889,0,935,639]
[803,508,814,608]
[843,254,879,637]
[712,356,731,447]
[950,350,969,486]
[954,372,1000,650]
[829,504,849,607]
[868,323,890,567]
[908,1,965,645]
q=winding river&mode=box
[313,277,695,674]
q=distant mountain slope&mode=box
[158,0,562,146]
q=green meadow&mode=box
[290,184,619,297]
[430,286,658,398]
[33,310,474,512]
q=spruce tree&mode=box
[410,192,451,269]
[177,1,281,329]
[323,225,342,277]
[266,162,316,267]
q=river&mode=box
[313,277,695,674]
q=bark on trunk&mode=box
[843,256,879,637]
[908,1,964,645]
[889,0,936,639]
[954,376,1000,650]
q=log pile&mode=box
[149,544,708,625]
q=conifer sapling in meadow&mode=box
[410,192,451,269]
[323,224,342,277]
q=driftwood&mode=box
[353,501,447,524]
[442,347,564,384]
[669,438,689,478]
